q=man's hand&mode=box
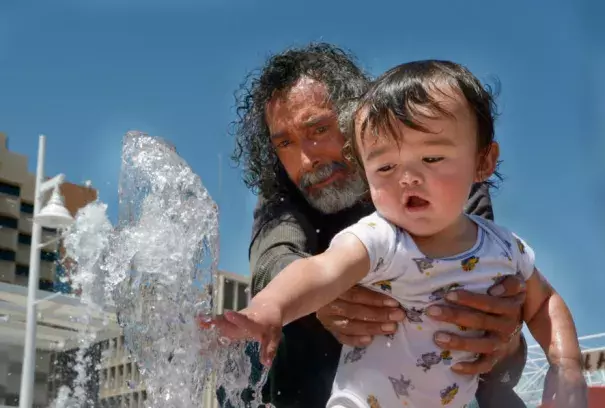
[316,286,406,347]
[427,275,526,375]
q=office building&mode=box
[0,131,98,407]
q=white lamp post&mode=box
[19,135,75,408]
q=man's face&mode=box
[265,77,366,213]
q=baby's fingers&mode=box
[224,310,265,341]
[260,329,281,367]
[199,315,247,340]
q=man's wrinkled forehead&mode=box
[265,77,335,136]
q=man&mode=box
[229,43,528,407]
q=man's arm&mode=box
[249,194,316,296]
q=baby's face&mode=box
[355,87,496,237]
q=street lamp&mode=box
[19,135,74,408]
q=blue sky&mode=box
[1,0,602,338]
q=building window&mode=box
[237,283,249,310]
[16,265,29,276]
[18,233,32,245]
[4,394,19,406]
[223,279,235,311]
[20,202,34,214]
[54,264,71,294]
[41,250,58,262]
[0,215,18,229]
[43,227,57,234]
[0,181,20,197]
[39,279,54,291]
[0,249,16,262]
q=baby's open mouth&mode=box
[406,195,429,209]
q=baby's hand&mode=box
[542,364,588,408]
[204,302,283,367]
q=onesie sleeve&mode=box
[512,232,536,280]
[328,212,398,284]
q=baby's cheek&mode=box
[370,185,394,212]
[369,184,383,204]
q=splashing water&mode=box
[48,202,113,408]
[53,131,268,407]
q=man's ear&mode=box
[475,142,500,182]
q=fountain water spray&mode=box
[51,131,268,407]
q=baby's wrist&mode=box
[248,296,286,322]
[549,359,585,384]
[551,357,583,371]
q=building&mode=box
[96,270,250,408]
[0,132,99,407]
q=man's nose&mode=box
[300,140,321,171]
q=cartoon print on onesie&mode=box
[461,256,479,272]
[366,395,381,408]
[440,383,460,405]
[413,257,435,274]
[343,347,367,364]
[389,374,414,399]
[416,351,442,372]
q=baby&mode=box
[214,61,586,407]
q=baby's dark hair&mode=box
[344,60,502,188]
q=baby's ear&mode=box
[475,142,500,182]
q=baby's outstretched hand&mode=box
[206,303,282,367]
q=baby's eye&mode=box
[377,164,395,173]
[423,157,444,164]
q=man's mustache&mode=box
[299,162,348,190]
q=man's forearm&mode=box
[476,334,528,407]
[249,195,317,296]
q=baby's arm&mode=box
[523,270,582,367]
[523,270,587,407]
[252,232,371,326]
[212,214,395,365]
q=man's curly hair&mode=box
[230,42,370,200]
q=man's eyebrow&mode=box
[302,113,335,127]
[269,130,285,140]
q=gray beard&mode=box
[302,173,367,214]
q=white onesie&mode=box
[326,212,535,408]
